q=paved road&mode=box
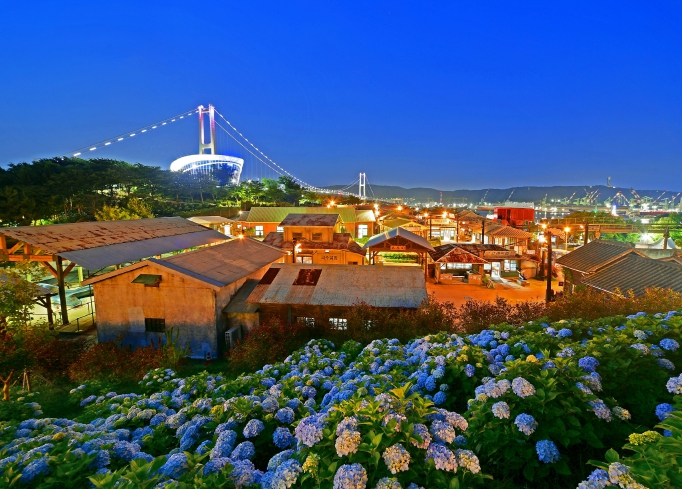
[426,277,562,306]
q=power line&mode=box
[62,108,198,158]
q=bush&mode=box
[456,296,546,333]
[68,340,164,384]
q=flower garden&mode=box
[1,310,681,488]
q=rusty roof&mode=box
[246,263,427,308]
[187,216,237,225]
[262,232,366,256]
[279,213,341,227]
[429,244,490,263]
[454,243,509,255]
[485,224,533,239]
[0,217,220,254]
[241,206,375,224]
[83,237,285,289]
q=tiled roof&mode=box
[582,253,682,297]
[454,243,509,255]
[555,240,639,273]
[242,207,375,224]
[485,224,533,239]
[429,244,489,264]
[246,263,427,308]
[262,232,366,256]
[279,213,340,227]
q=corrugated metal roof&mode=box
[362,227,435,252]
[262,232,366,256]
[187,216,236,225]
[0,272,52,297]
[159,238,286,286]
[279,213,340,227]
[246,263,427,308]
[381,218,427,230]
[243,207,375,224]
[0,217,214,253]
[59,229,228,270]
[455,244,509,255]
[223,279,260,314]
[83,237,285,288]
[582,253,682,296]
[486,225,533,239]
[555,240,638,273]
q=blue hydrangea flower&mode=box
[588,399,612,421]
[211,430,237,459]
[425,443,457,472]
[294,414,326,447]
[275,407,295,425]
[578,356,600,373]
[231,441,256,461]
[464,364,476,377]
[656,403,674,421]
[511,377,536,397]
[273,427,294,449]
[491,401,510,419]
[19,458,50,483]
[230,459,257,488]
[243,419,265,438]
[668,374,682,394]
[157,453,189,479]
[557,328,572,338]
[514,413,538,435]
[333,463,368,489]
[658,359,676,370]
[433,392,446,405]
[262,396,280,413]
[660,338,679,351]
[536,440,561,464]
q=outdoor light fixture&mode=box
[397,205,403,211]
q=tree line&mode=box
[0,157,350,225]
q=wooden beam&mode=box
[7,241,22,255]
[63,262,76,276]
[41,262,59,279]
[0,235,6,253]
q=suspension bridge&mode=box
[62,104,378,200]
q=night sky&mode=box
[1,1,680,190]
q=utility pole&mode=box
[664,226,670,250]
[545,226,553,303]
[583,220,589,246]
[292,238,297,263]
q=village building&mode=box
[492,203,535,228]
[245,263,428,327]
[0,217,227,324]
[238,206,376,239]
[429,243,539,283]
[581,253,682,296]
[555,240,646,293]
[82,238,286,358]
[378,217,429,238]
[362,227,435,274]
[262,213,367,265]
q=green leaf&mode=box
[604,449,620,463]
[449,476,460,489]
[372,433,383,447]
[523,463,535,481]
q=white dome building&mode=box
[169,154,244,185]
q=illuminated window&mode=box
[329,318,348,330]
[358,224,368,238]
[255,225,264,237]
[276,226,284,232]
[312,232,323,241]
[296,317,315,327]
[295,255,313,264]
[145,318,166,332]
[504,260,518,272]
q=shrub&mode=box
[456,296,546,333]
[68,340,163,384]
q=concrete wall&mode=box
[93,263,218,358]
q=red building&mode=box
[493,205,535,228]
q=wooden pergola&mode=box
[0,218,228,325]
[362,227,435,278]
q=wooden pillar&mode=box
[56,256,70,325]
[45,295,54,326]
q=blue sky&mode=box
[1,1,680,190]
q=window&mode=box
[312,232,323,241]
[296,317,315,327]
[276,226,284,233]
[504,260,518,272]
[442,263,473,270]
[292,232,303,239]
[255,225,264,237]
[329,318,348,330]
[295,255,313,264]
[358,224,368,238]
[145,318,166,332]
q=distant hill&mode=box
[324,184,679,205]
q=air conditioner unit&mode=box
[225,326,242,350]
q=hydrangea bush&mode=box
[0,311,680,489]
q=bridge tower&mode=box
[198,105,216,155]
[359,172,366,199]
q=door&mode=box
[491,262,501,278]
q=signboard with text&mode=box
[483,250,516,259]
[390,245,407,251]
